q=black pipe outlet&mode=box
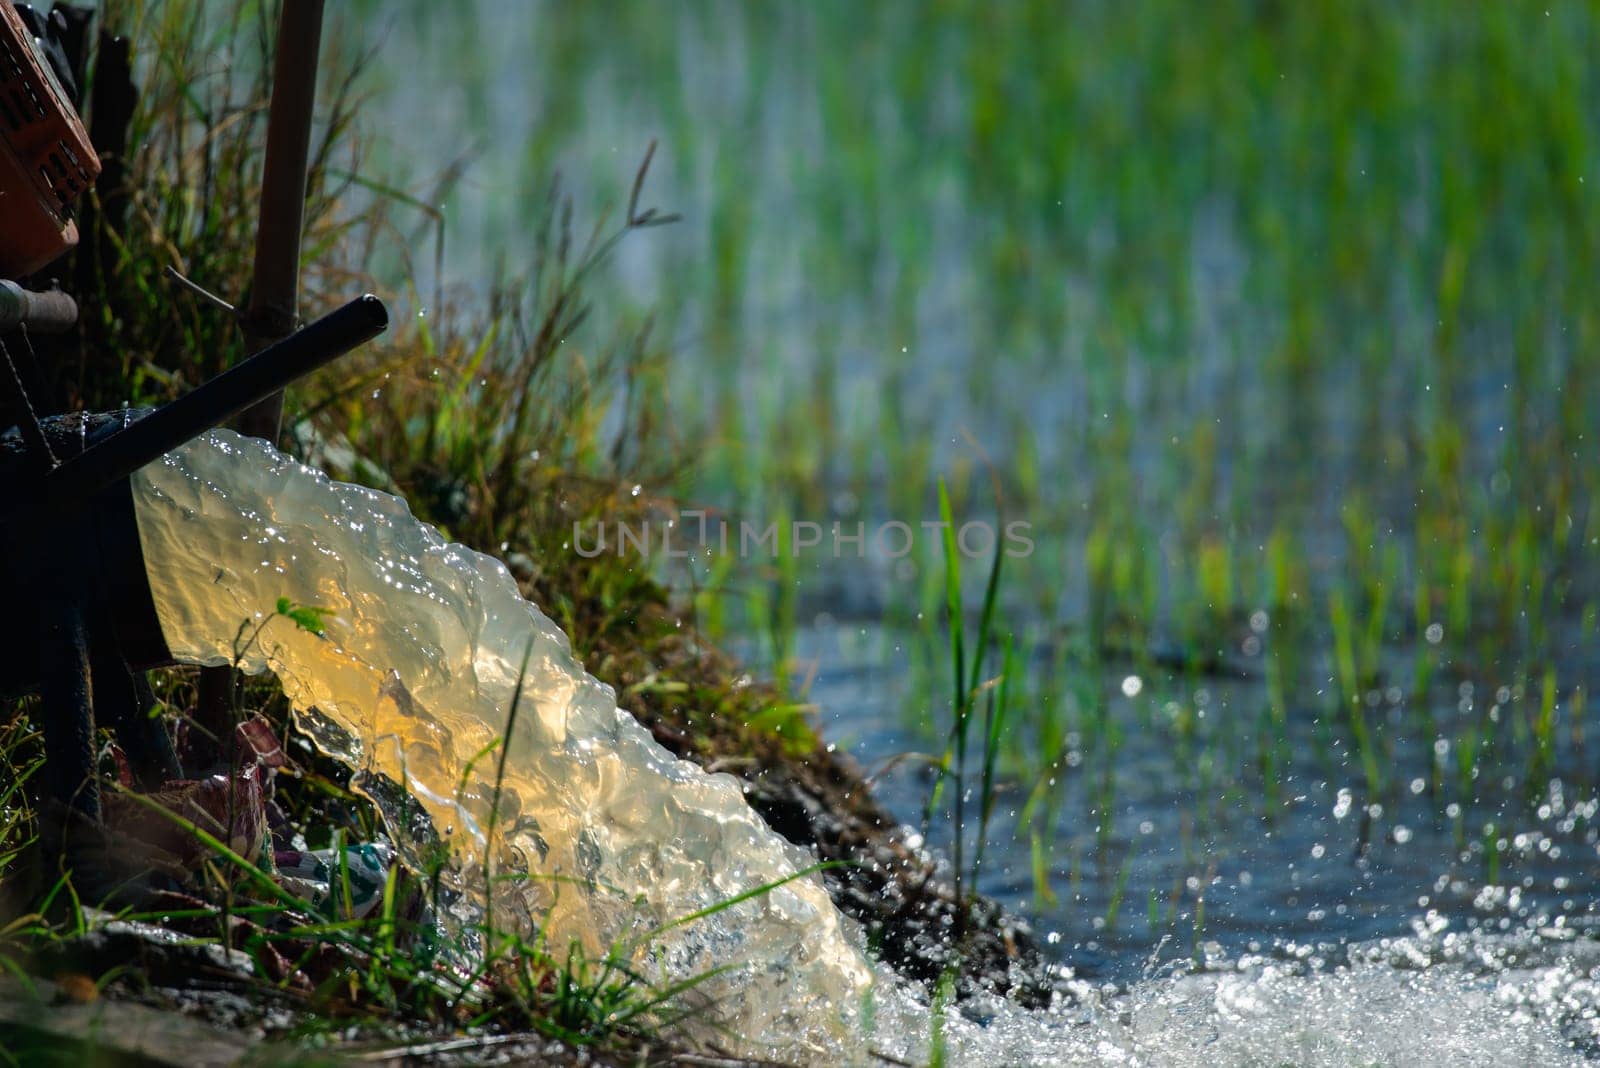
[2,294,386,526]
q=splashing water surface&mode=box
[129,432,1597,1065]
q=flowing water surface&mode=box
[133,432,873,1059]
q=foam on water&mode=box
[871,925,1597,1066]
[129,431,1596,1065]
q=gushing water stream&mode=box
[132,430,873,1058]
[128,431,1597,1065]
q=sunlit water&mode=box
[132,431,873,1059]
[796,619,1600,981]
[125,432,1599,1063]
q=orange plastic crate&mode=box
[0,2,99,278]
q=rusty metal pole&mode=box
[235,0,325,443]
[196,0,325,760]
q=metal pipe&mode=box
[235,0,326,444]
[3,294,386,522]
[0,281,79,334]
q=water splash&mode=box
[131,431,873,1058]
[870,926,1596,1065]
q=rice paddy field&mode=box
[350,0,1600,984]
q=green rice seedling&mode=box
[1015,668,1082,908]
[1527,556,1551,658]
[1570,685,1588,765]
[1359,546,1395,682]
[775,511,800,678]
[1329,588,1382,800]
[1013,628,1068,777]
[1507,666,1532,755]
[1085,520,1116,650]
[1166,696,1198,793]
[1528,666,1557,805]
[1452,726,1476,849]
[920,477,1009,909]
[971,634,1016,886]
[1196,537,1235,634]
[1255,701,1282,812]
[1092,697,1122,858]
[1103,846,1136,935]
[1483,822,1501,886]
[1262,527,1305,764]
[1448,544,1475,653]
[1028,810,1060,910]
[928,966,956,1068]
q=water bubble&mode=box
[1121,675,1144,698]
[1333,788,1353,819]
[1425,622,1444,644]
[1249,609,1270,633]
